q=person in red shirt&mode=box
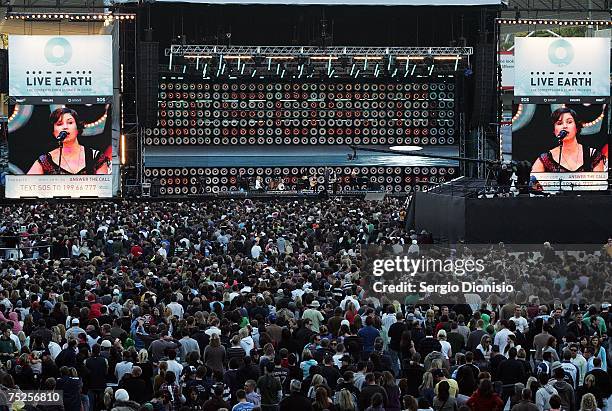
[466,378,504,411]
[88,294,103,320]
[130,243,144,260]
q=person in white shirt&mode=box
[71,239,81,257]
[165,350,183,384]
[509,306,529,333]
[239,327,255,355]
[204,318,222,337]
[494,320,514,356]
[569,343,587,386]
[115,351,133,383]
[437,330,452,360]
[157,245,167,259]
[65,319,86,341]
[251,242,262,259]
[179,331,200,362]
[167,295,184,320]
[340,295,360,312]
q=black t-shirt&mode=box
[388,322,408,351]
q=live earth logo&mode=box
[44,37,72,66]
[548,39,574,66]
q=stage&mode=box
[407,178,612,244]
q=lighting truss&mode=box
[168,45,474,58]
[496,18,612,26]
[5,12,136,21]
[166,44,472,79]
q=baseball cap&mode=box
[101,340,112,348]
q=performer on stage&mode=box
[531,108,607,173]
[255,176,264,191]
[28,107,111,175]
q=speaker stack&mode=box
[144,165,458,196]
[137,42,160,128]
[144,80,458,146]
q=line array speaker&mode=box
[137,41,159,128]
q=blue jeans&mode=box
[387,349,400,377]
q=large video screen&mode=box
[512,103,609,191]
[5,104,113,198]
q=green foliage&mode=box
[500,27,589,51]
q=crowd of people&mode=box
[0,198,609,411]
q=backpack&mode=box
[425,351,447,370]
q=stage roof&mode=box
[150,0,504,5]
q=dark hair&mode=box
[437,380,451,402]
[550,107,582,137]
[371,393,384,407]
[478,379,494,397]
[549,394,562,409]
[49,108,84,139]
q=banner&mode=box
[9,35,112,104]
[514,37,610,104]
[499,51,513,89]
[5,175,113,198]
[531,172,608,192]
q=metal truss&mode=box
[167,44,474,57]
[507,0,610,12]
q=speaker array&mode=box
[144,166,457,195]
[144,81,457,146]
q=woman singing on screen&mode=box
[27,107,111,175]
[531,107,606,173]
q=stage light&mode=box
[120,134,126,165]
[389,146,424,152]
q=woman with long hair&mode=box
[577,375,603,409]
[420,371,435,405]
[579,393,600,411]
[337,388,357,411]
[313,386,337,411]
[383,370,402,411]
[433,380,458,411]
[466,379,504,411]
[590,336,607,371]
[475,335,492,362]
[203,333,226,373]
[345,301,358,325]
[307,374,328,399]
[542,336,559,362]
[403,395,418,411]
[300,348,319,379]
